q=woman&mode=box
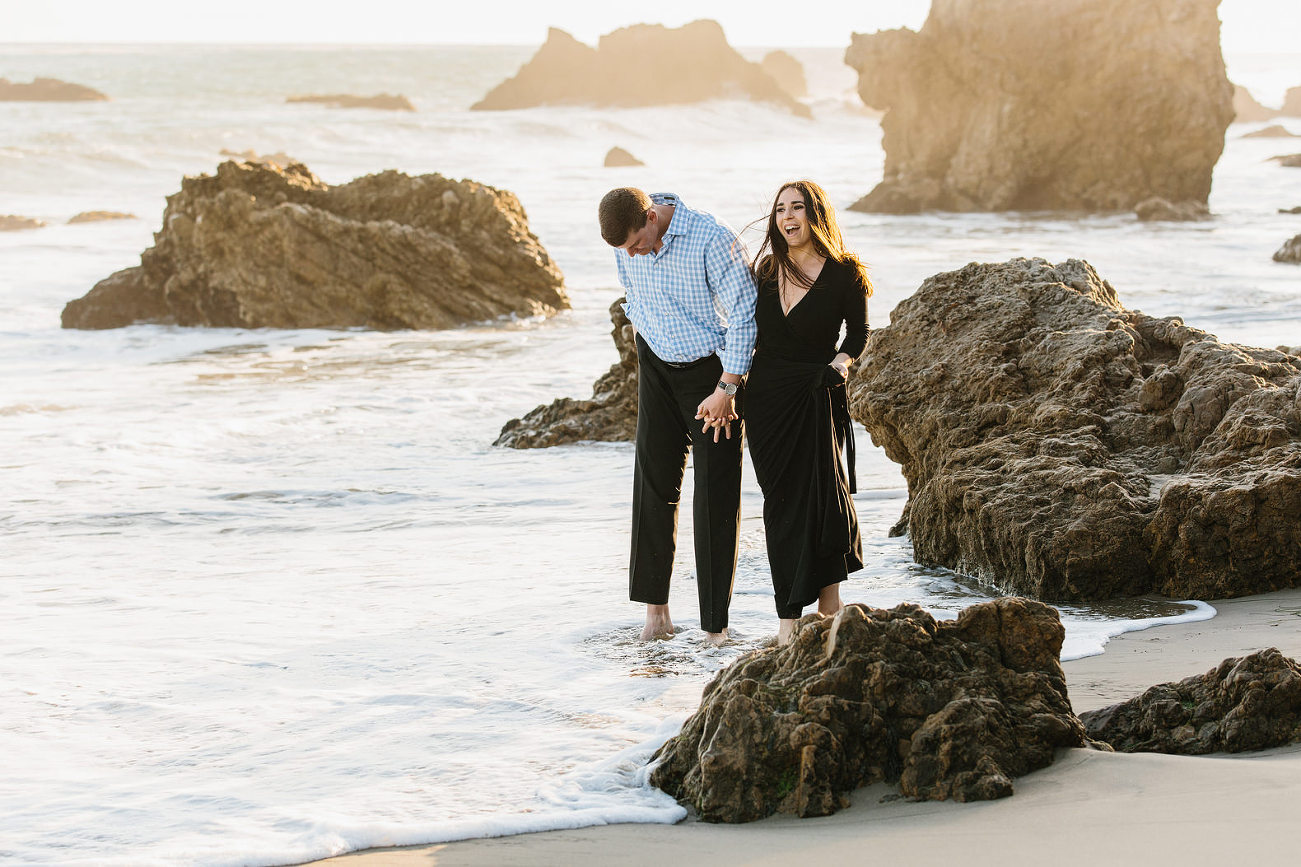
[745,180,871,645]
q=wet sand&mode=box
[307,588,1301,867]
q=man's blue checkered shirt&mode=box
[615,193,758,376]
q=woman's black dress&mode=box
[746,257,868,619]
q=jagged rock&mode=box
[0,77,108,101]
[1081,649,1301,753]
[219,148,298,168]
[0,215,45,231]
[1284,86,1301,117]
[845,0,1232,213]
[61,160,567,330]
[1276,234,1301,264]
[1135,198,1211,222]
[1281,207,1301,214]
[1279,345,1301,356]
[287,93,414,111]
[848,257,1301,601]
[68,211,136,224]
[473,20,811,118]
[1242,124,1299,138]
[1270,153,1301,167]
[604,147,644,167]
[761,50,808,99]
[1233,84,1277,122]
[495,298,636,447]
[650,598,1086,822]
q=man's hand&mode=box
[695,389,738,443]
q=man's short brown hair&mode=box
[599,187,651,247]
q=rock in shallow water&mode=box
[1081,648,1301,754]
[1276,234,1301,264]
[844,0,1232,213]
[61,160,568,330]
[650,598,1086,822]
[849,257,1301,601]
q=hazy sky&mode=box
[4,0,1299,52]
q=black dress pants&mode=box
[630,335,743,633]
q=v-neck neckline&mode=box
[780,258,828,318]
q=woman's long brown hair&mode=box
[753,180,873,296]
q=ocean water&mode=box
[0,43,1298,866]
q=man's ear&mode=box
[645,208,656,226]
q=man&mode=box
[598,187,758,644]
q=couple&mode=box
[599,182,872,646]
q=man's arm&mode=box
[695,231,758,440]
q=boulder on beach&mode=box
[1241,124,1299,139]
[603,146,644,167]
[0,215,46,231]
[287,93,415,111]
[844,0,1233,213]
[0,77,108,102]
[847,257,1301,602]
[650,598,1087,822]
[1233,84,1277,122]
[495,298,637,448]
[1284,86,1301,117]
[1080,649,1301,754]
[1276,234,1301,264]
[1134,198,1211,222]
[61,160,567,330]
[472,20,810,117]
[219,148,299,169]
[67,211,136,224]
[761,50,807,99]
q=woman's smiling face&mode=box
[774,186,809,249]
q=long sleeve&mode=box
[836,267,870,361]
[705,232,758,375]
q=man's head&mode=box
[599,187,658,255]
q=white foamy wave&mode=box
[1059,600,1219,661]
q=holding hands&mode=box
[696,384,739,443]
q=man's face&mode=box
[617,213,657,257]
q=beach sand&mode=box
[309,588,1301,867]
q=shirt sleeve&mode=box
[836,264,870,361]
[704,229,758,375]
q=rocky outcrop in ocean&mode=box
[1080,649,1301,753]
[1276,234,1301,263]
[1233,84,1277,122]
[1283,86,1301,117]
[847,257,1301,601]
[761,50,807,99]
[1272,153,1301,168]
[1241,124,1299,139]
[650,598,1087,822]
[287,93,415,111]
[495,298,637,448]
[0,215,45,231]
[603,147,644,167]
[61,160,567,330]
[0,77,108,101]
[844,0,1232,213]
[472,20,810,117]
[68,211,136,224]
[1134,198,1211,222]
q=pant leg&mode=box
[677,359,743,633]
[629,335,691,605]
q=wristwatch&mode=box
[716,380,739,396]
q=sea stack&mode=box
[845,0,1233,213]
[61,160,568,330]
[473,20,810,117]
[0,77,108,101]
[848,257,1301,602]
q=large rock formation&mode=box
[1284,86,1301,117]
[650,598,1086,822]
[1080,649,1301,753]
[0,77,108,101]
[62,160,567,330]
[845,0,1233,213]
[473,20,810,117]
[848,257,1301,601]
[1134,198,1210,222]
[1233,84,1277,122]
[495,298,637,448]
[1276,235,1301,264]
[761,50,808,99]
[287,93,415,111]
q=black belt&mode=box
[662,355,714,370]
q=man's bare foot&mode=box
[704,629,728,647]
[639,604,674,641]
[777,618,798,646]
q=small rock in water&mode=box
[1275,234,1301,264]
[287,93,415,111]
[0,215,46,231]
[68,211,136,224]
[603,146,644,167]
[1240,124,1300,139]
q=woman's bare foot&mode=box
[776,618,798,645]
[818,585,843,617]
[704,629,729,647]
[640,604,675,641]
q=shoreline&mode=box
[305,588,1301,867]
